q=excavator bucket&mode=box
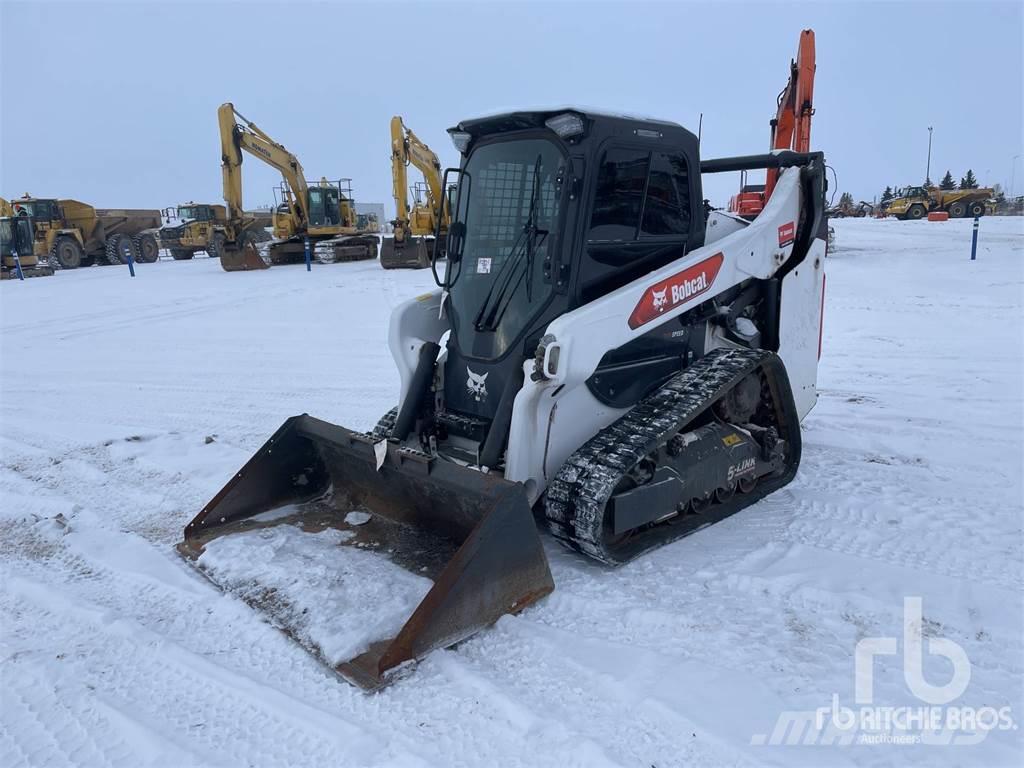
[219,241,269,271]
[380,236,432,269]
[178,415,554,690]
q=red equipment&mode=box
[729,29,816,218]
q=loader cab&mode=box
[435,109,704,426]
[177,204,213,222]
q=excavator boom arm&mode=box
[390,116,449,237]
[218,102,310,237]
[765,29,815,199]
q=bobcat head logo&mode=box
[652,287,668,311]
[466,367,489,402]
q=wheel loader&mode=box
[1,213,53,279]
[181,40,827,692]
[157,202,271,261]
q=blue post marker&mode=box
[12,248,24,281]
[970,217,979,261]
[126,245,136,277]
[304,237,312,271]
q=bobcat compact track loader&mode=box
[180,34,826,695]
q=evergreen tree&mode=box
[839,192,854,208]
[939,171,957,190]
[881,186,894,202]
[960,169,979,189]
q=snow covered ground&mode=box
[1,218,1022,767]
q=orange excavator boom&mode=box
[729,29,816,217]
[765,29,816,199]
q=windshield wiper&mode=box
[473,155,548,332]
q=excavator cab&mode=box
[307,183,343,227]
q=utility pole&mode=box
[925,126,933,186]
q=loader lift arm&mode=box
[381,117,450,269]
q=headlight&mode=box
[449,131,472,154]
[544,112,585,140]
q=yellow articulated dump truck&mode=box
[886,185,994,220]
[7,195,162,269]
[157,202,272,261]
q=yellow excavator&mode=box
[380,116,450,269]
[217,103,378,271]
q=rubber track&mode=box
[368,407,398,439]
[544,347,772,564]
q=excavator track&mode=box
[544,347,802,565]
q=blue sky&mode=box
[2,1,1021,213]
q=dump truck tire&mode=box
[206,232,226,260]
[171,249,193,260]
[968,201,985,218]
[949,200,967,218]
[134,232,160,263]
[105,233,136,265]
[907,204,926,220]
[49,235,84,270]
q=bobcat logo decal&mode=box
[652,287,668,312]
[466,367,489,402]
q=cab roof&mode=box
[450,107,696,144]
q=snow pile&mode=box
[198,524,433,664]
[1,219,1022,766]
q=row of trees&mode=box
[878,169,983,203]
[937,169,980,190]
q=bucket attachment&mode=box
[380,236,431,269]
[219,241,269,271]
[179,415,554,690]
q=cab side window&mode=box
[588,148,650,241]
[641,153,690,237]
[588,148,691,241]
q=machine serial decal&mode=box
[778,221,796,248]
[466,367,489,402]
[628,252,724,329]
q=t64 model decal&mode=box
[778,221,796,248]
[627,252,724,329]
